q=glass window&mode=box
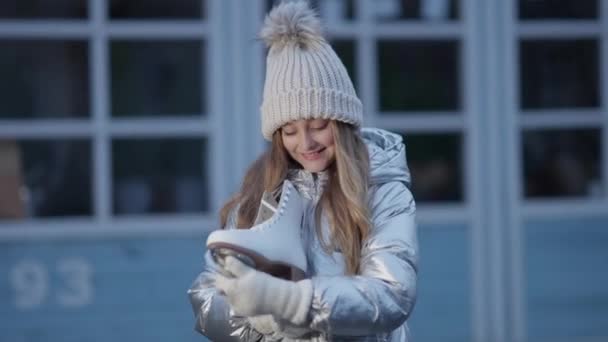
[409,225,471,341]
[109,0,205,20]
[400,133,463,202]
[0,40,89,119]
[112,138,208,215]
[331,40,357,91]
[110,40,204,117]
[519,0,598,19]
[526,219,608,339]
[378,40,460,112]
[372,0,459,21]
[520,39,599,109]
[0,0,87,19]
[267,0,355,21]
[0,139,92,220]
[522,129,602,198]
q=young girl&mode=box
[188,1,418,341]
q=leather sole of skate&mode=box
[209,243,306,281]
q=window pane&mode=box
[111,41,204,117]
[109,0,205,19]
[267,0,355,21]
[379,41,460,112]
[409,224,471,342]
[399,133,463,202]
[526,219,608,340]
[520,40,599,109]
[331,40,357,92]
[373,0,459,21]
[0,0,87,19]
[523,129,602,198]
[0,40,89,119]
[0,139,92,220]
[519,0,598,19]
[112,138,208,215]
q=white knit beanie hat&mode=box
[260,0,363,140]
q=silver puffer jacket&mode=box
[188,128,419,341]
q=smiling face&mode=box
[280,119,336,172]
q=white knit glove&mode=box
[214,256,313,325]
[248,315,279,335]
[248,315,314,339]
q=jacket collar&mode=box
[287,169,328,202]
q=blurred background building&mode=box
[0,0,606,341]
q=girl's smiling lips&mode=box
[301,148,325,160]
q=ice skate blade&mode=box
[211,248,255,269]
[209,243,306,281]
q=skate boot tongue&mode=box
[207,180,307,280]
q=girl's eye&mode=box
[311,123,328,130]
[282,130,296,136]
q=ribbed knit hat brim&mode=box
[262,88,362,139]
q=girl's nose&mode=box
[300,131,316,150]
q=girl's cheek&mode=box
[282,137,297,150]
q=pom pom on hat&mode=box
[260,1,324,50]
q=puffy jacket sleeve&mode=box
[308,181,419,337]
[187,207,264,342]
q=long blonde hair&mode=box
[219,121,371,274]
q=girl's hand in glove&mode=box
[248,315,314,340]
[214,256,313,325]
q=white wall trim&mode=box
[464,0,488,339]
[601,0,608,206]
[0,215,216,241]
[106,21,209,39]
[485,0,509,340]
[522,199,608,219]
[0,21,91,38]
[91,0,111,225]
[357,0,376,127]
[108,118,212,137]
[373,22,462,39]
[0,120,93,138]
[518,21,601,38]
[503,0,526,340]
[520,110,604,129]
[375,113,464,132]
[0,206,468,241]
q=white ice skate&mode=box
[206,180,307,280]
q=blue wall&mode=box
[525,216,608,341]
[2,216,607,342]
[0,236,209,342]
